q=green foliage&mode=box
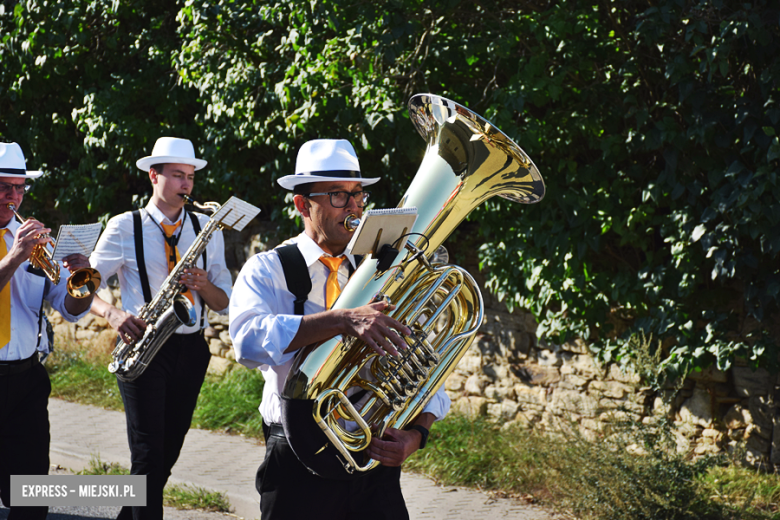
[550,419,725,520]
[3,0,780,375]
[0,0,204,223]
[409,414,777,520]
[405,412,550,493]
[473,1,780,377]
[77,455,130,476]
[46,341,124,410]
[701,464,780,517]
[162,483,231,513]
[192,366,265,437]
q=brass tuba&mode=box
[281,94,545,478]
[7,203,101,298]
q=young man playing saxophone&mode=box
[229,139,450,520]
[0,142,95,519]
[89,137,232,520]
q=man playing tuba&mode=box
[0,142,96,519]
[230,139,450,520]
[89,137,232,520]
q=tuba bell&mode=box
[280,94,545,479]
[7,203,101,298]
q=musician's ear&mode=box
[293,194,311,218]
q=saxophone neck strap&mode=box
[148,210,186,248]
[131,209,207,329]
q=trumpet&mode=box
[7,203,101,299]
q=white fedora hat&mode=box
[277,139,380,190]
[0,142,43,179]
[136,137,207,172]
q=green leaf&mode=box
[768,137,780,162]
[691,224,706,242]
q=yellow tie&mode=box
[320,256,345,309]
[161,222,195,306]
[1,229,11,348]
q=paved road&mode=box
[3,399,555,520]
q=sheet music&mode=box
[212,196,261,232]
[344,207,419,256]
[52,223,103,261]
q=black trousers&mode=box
[0,356,50,520]
[257,424,409,520]
[116,332,211,520]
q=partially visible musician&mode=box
[88,137,232,520]
[0,142,95,519]
[229,139,450,520]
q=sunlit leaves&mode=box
[1,0,779,377]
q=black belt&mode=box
[0,354,40,376]
[265,422,286,439]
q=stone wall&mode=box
[51,224,779,469]
[446,257,779,469]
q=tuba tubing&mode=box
[281,94,545,479]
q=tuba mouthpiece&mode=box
[344,214,361,232]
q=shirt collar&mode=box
[1,216,21,237]
[295,232,357,270]
[145,201,185,226]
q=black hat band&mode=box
[297,170,361,179]
[0,168,27,176]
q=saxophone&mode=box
[108,196,224,382]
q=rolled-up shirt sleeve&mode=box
[422,386,451,421]
[47,265,90,323]
[89,214,128,290]
[204,228,232,313]
[229,253,302,368]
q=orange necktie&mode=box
[0,229,10,348]
[320,256,345,309]
[161,222,195,306]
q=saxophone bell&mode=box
[109,293,196,380]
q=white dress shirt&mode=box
[89,201,232,334]
[230,232,451,425]
[1,218,90,360]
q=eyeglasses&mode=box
[0,181,31,195]
[306,190,370,208]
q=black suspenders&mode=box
[276,244,311,316]
[276,243,361,316]
[132,210,153,304]
[132,209,207,329]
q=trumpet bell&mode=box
[7,202,103,298]
[67,268,102,299]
